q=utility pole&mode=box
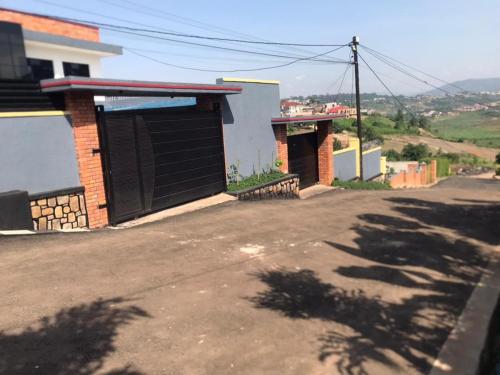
[351,36,363,180]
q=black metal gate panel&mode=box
[287,132,318,189]
[98,107,226,224]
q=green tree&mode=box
[495,152,500,164]
[401,143,431,161]
[394,109,404,122]
[418,116,430,129]
[362,126,384,143]
[394,119,405,130]
[384,149,401,161]
[409,115,419,128]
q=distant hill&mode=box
[425,78,500,96]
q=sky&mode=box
[3,0,500,97]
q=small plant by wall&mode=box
[333,180,391,190]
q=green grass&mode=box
[332,180,391,190]
[333,115,419,139]
[430,111,500,148]
[227,171,286,192]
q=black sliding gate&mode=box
[287,132,318,189]
[98,107,226,224]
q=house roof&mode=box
[271,114,344,124]
[281,100,303,108]
[40,77,243,97]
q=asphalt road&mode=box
[0,177,498,374]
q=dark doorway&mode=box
[287,132,318,189]
[98,106,226,224]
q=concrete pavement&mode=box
[0,177,498,374]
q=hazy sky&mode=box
[4,0,500,97]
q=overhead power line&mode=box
[334,62,352,103]
[357,52,417,117]
[361,44,466,93]
[22,2,350,63]
[360,46,453,96]
[59,15,345,47]
[101,0,344,58]
[34,0,344,60]
[126,45,347,73]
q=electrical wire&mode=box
[357,52,417,117]
[360,47,453,96]
[361,44,466,93]
[33,0,344,60]
[100,25,350,63]
[126,45,348,72]
[334,62,352,103]
[100,0,344,59]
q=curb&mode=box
[429,256,500,374]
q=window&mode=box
[63,62,90,77]
[27,58,54,80]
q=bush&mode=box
[401,143,431,161]
[496,152,500,165]
[333,138,343,151]
[362,126,384,143]
[332,180,391,190]
[383,149,401,161]
[496,167,500,176]
[227,171,286,192]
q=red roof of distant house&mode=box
[326,105,349,114]
[281,100,303,108]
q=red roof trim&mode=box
[271,115,344,123]
[41,79,243,92]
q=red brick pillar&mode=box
[430,160,437,183]
[317,120,334,186]
[273,123,288,173]
[65,92,109,229]
[420,163,427,185]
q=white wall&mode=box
[24,40,103,78]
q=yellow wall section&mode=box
[222,77,280,85]
[0,111,69,118]
[380,156,387,175]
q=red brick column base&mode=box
[65,92,109,229]
[273,123,289,173]
[317,120,334,186]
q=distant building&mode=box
[326,104,357,118]
[457,103,489,112]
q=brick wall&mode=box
[65,92,108,228]
[317,120,334,185]
[273,124,288,173]
[389,161,438,188]
[0,8,99,42]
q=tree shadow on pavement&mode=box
[0,297,150,375]
[386,197,500,246]
[247,198,494,374]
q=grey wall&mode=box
[334,149,357,181]
[217,79,280,178]
[0,115,81,194]
[363,149,382,180]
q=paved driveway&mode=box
[1,177,499,374]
